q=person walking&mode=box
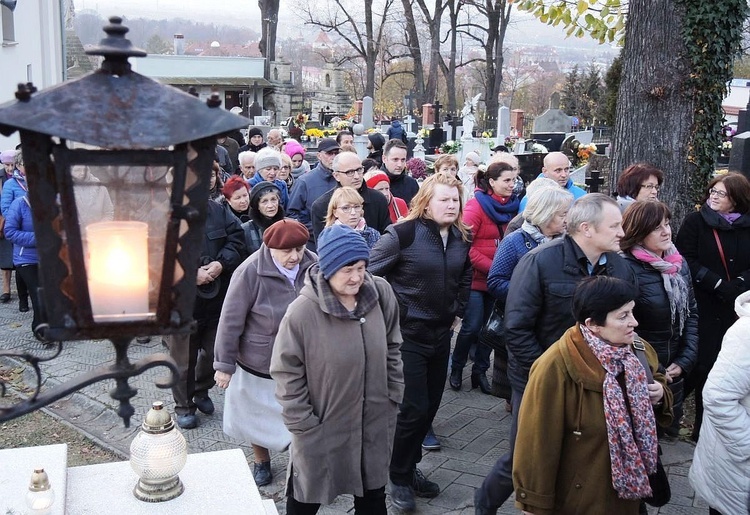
[214,219,315,487]
[369,172,472,512]
[474,193,637,514]
[271,224,404,514]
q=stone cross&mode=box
[403,115,416,135]
[586,170,605,193]
[433,100,443,128]
[238,90,252,116]
[362,96,375,129]
[442,118,453,141]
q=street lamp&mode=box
[0,16,247,427]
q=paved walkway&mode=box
[0,302,707,514]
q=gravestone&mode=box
[362,96,375,129]
[422,104,435,127]
[497,106,510,139]
[585,170,605,192]
[443,118,453,141]
[433,100,443,128]
[729,131,750,179]
[533,93,570,133]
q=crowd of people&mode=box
[4,124,750,515]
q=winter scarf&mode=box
[521,220,551,245]
[580,325,658,500]
[474,191,520,228]
[629,244,689,335]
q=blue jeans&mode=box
[452,290,493,374]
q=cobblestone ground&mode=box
[0,303,706,514]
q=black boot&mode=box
[18,296,29,313]
[449,368,462,390]
[471,373,492,395]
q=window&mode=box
[1,4,15,44]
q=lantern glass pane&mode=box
[71,164,171,322]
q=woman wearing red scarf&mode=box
[621,201,698,437]
[513,276,673,514]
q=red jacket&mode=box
[388,196,409,223]
[464,194,513,291]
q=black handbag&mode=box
[479,300,506,353]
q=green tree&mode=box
[599,55,621,126]
[145,34,171,55]
[517,0,747,227]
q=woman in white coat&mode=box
[689,290,750,515]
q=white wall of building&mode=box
[132,54,265,79]
[0,0,64,149]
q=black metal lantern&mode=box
[0,17,246,426]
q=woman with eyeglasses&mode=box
[615,163,664,213]
[675,172,750,442]
[279,153,295,192]
[621,201,698,438]
[325,187,381,248]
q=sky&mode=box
[80,0,613,52]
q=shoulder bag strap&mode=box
[712,228,731,280]
[632,337,654,384]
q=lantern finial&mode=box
[86,16,147,74]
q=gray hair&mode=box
[13,150,22,169]
[331,151,360,172]
[566,193,618,235]
[524,185,574,228]
[238,150,256,164]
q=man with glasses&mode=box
[310,151,391,244]
[288,138,343,249]
[518,151,587,211]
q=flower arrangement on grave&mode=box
[334,119,351,131]
[306,128,325,139]
[576,143,597,164]
[531,142,548,153]
[407,157,428,180]
[292,113,308,130]
[481,130,493,139]
[440,140,462,154]
[417,128,430,139]
[505,136,517,149]
[721,141,732,157]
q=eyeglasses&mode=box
[336,166,365,177]
[336,204,363,213]
[640,183,660,191]
[709,188,728,199]
[281,165,291,171]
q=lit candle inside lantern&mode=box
[86,221,150,321]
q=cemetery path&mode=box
[0,303,706,514]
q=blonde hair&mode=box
[524,185,574,228]
[325,186,364,227]
[489,152,519,169]
[401,172,471,241]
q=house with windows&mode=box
[0,0,65,148]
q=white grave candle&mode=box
[86,221,150,321]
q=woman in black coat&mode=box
[675,172,750,441]
[621,201,698,436]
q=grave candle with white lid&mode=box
[86,221,150,321]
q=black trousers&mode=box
[16,264,39,333]
[474,387,523,510]
[389,331,451,485]
[286,486,386,515]
[166,319,217,416]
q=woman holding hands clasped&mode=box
[213,219,316,487]
[513,276,672,514]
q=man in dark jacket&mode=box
[367,133,385,167]
[382,139,419,205]
[310,151,391,244]
[474,193,638,514]
[287,138,341,249]
[167,200,245,430]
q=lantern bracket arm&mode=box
[0,341,178,428]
